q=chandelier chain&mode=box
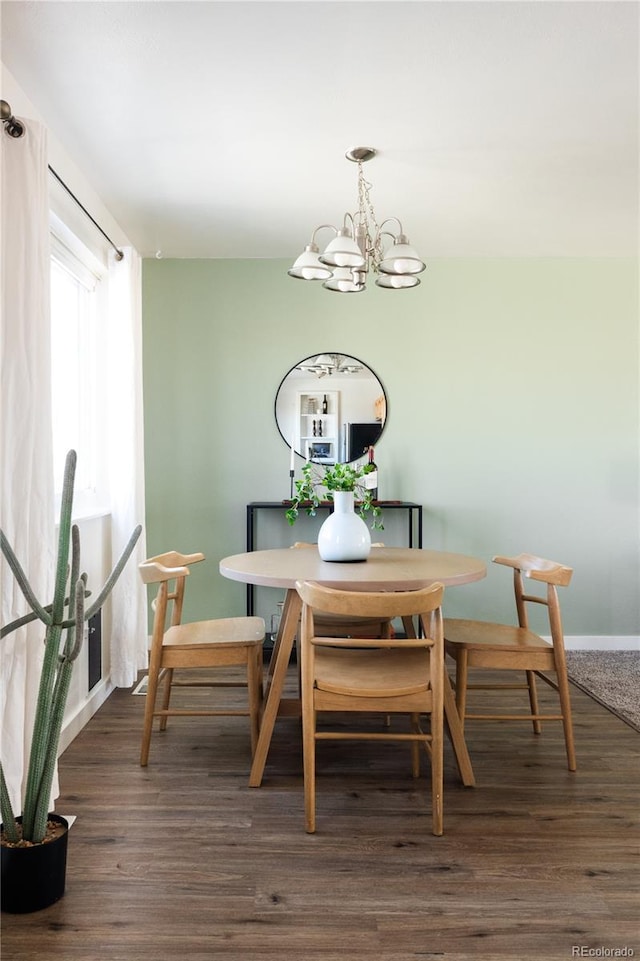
[357,163,384,272]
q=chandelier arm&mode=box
[343,212,356,233]
[378,217,404,238]
[310,224,339,246]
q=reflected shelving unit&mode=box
[296,390,339,463]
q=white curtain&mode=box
[0,119,56,811]
[107,247,148,687]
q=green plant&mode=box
[286,461,383,529]
[0,450,141,845]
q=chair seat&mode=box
[163,617,265,649]
[444,618,552,652]
[315,646,431,698]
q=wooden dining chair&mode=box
[443,553,576,770]
[296,579,446,836]
[138,551,265,766]
[291,542,393,639]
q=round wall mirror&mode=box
[274,353,387,463]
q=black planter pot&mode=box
[1,814,69,913]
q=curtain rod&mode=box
[2,99,124,262]
[47,166,124,261]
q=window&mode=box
[50,217,108,515]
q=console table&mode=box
[244,501,423,615]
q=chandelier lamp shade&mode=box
[288,147,426,293]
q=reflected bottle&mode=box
[366,446,378,501]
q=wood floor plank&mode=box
[2,667,638,961]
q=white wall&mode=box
[142,256,639,652]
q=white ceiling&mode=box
[2,1,638,259]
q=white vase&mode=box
[317,490,371,562]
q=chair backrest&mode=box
[138,551,205,585]
[493,553,573,649]
[295,580,444,645]
[139,551,206,644]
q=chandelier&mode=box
[288,147,426,293]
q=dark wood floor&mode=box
[3,666,639,961]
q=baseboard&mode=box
[563,636,640,651]
[59,676,115,754]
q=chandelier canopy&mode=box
[288,147,426,293]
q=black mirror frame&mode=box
[274,352,388,463]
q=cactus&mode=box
[0,450,141,844]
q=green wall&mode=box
[142,257,639,640]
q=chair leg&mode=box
[159,667,174,731]
[247,647,262,758]
[383,617,393,727]
[556,669,577,771]
[140,663,161,766]
[302,699,317,834]
[410,714,421,778]
[525,670,542,734]
[256,648,264,708]
[454,649,468,730]
[431,709,443,837]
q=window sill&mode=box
[71,505,112,523]
[54,500,112,525]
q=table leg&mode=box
[443,673,475,787]
[249,588,302,787]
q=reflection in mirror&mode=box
[275,353,387,463]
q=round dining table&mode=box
[220,546,486,788]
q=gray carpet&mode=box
[566,650,640,732]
